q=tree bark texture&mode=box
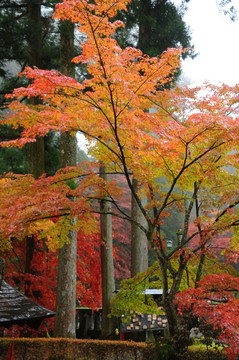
[54,19,77,338]
[100,166,116,339]
[53,224,77,337]
[28,139,45,178]
[131,177,148,277]
[27,0,45,179]
[25,0,45,294]
[54,131,77,338]
[158,259,179,337]
[137,0,152,52]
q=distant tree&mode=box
[0,0,60,106]
[0,0,61,175]
[116,0,193,57]
[131,177,148,276]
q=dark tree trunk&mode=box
[137,0,152,52]
[27,0,45,179]
[158,259,179,337]
[25,0,45,295]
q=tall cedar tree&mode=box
[53,19,78,338]
[24,0,45,291]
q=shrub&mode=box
[0,338,154,360]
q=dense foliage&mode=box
[175,274,239,360]
[2,229,101,336]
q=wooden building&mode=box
[0,280,55,330]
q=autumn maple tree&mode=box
[175,273,239,359]
[0,0,239,354]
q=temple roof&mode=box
[0,280,55,329]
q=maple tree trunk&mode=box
[131,178,148,277]
[157,251,189,339]
[54,19,77,338]
[100,166,116,339]
[159,259,179,338]
[163,292,179,337]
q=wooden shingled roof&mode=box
[0,280,55,329]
